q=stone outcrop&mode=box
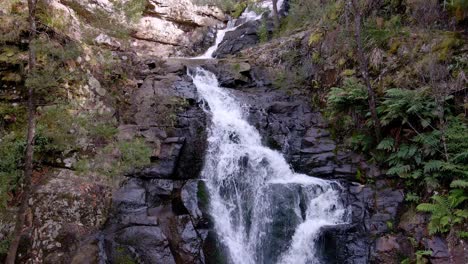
[7,170,112,263]
[39,0,225,57]
[131,0,225,56]
[99,59,214,263]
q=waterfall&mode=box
[189,68,348,264]
[194,0,285,59]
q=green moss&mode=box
[308,32,323,46]
[341,69,355,77]
[197,180,211,213]
[115,246,136,264]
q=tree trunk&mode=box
[272,0,280,30]
[351,0,382,141]
[5,1,37,263]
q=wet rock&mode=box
[214,20,260,58]
[373,235,414,264]
[424,236,450,261]
[147,179,174,196]
[398,209,428,242]
[112,178,146,212]
[172,215,205,263]
[181,180,204,227]
[114,226,175,264]
[267,102,300,114]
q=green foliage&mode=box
[0,5,28,43]
[348,133,374,152]
[0,233,11,255]
[0,133,25,209]
[37,1,71,31]
[193,0,238,12]
[25,36,82,103]
[445,0,468,22]
[377,88,441,127]
[115,246,136,264]
[327,78,368,114]
[415,250,432,264]
[36,105,77,153]
[117,0,147,23]
[405,192,421,203]
[232,2,247,18]
[117,138,152,171]
[278,0,339,35]
[363,15,408,49]
[257,17,269,43]
[0,103,27,133]
[377,137,395,151]
[416,190,467,234]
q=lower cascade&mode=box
[189,68,349,264]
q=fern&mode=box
[424,160,443,173]
[377,137,395,151]
[450,179,468,189]
[417,191,468,234]
[387,164,412,176]
[405,192,421,203]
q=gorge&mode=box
[0,1,466,264]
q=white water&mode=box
[189,68,347,264]
[194,0,284,59]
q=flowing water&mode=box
[193,0,285,59]
[189,68,348,264]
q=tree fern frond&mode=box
[387,164,412,175]
[451,180,468,189]
[417,203,439,213]
[454,209,468,218]
[377,137,395,151]
[424,160,443,173]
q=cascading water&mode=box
[193,0,285,59]
[189,68,348,264]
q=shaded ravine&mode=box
[189,68,348,264]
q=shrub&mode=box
[118,138,152,172]
[257,17,269,43]
[0,133,25,210]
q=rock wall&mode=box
[42,0,225,57]
[99,59,215,263]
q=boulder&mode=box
[115,226,175,264]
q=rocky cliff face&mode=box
[41,0,225,57]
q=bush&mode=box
[257,17,269,42]
[0,133,25,209]
[118,138,152,171]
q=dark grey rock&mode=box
[181,180,204,226]
[214,20,260,58]
[425,236,450,259]
[115,226,175,264]
[112,179,146,212]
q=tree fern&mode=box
[377,137,395,151]
[424,160,443,173]
[451,179,468,189]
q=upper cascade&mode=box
[193,0,286,59]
